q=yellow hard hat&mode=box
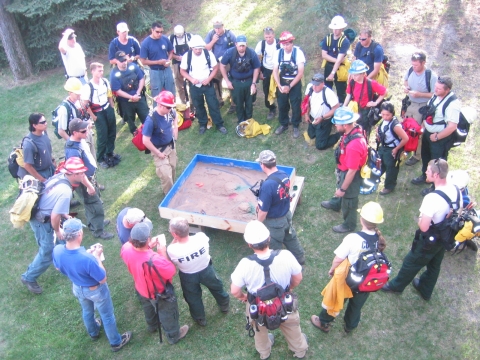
[358,201,384,224]
[64,77,83,94]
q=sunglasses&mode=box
[359,38,368,41]
[154,30,163,34]
[38,120,47,124]
[412,53,426,61]
[264,27,273,32]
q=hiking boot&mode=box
[89,220,110,232]
[380,188,393,195]
[199,126,206,135]
[412,278,430,301]
[94,231,114,240]
[405,156,419,166]
[293,127,300,139]
[90,318,102,340]
[218,126,228,135]
[381,282,402,294]
[310,315,331,333]
[195,318,207,326]
[227,105,236,114]
[108,153,122,161]
[421,185,434,196]
[321,201,340,212]
[70,199,81,208]
[343,324,353,334]
[411,175,427,185]
[111,331,132,352]
[275,125,288,135]
[21,278,43,294]
[267,109,276,120]
[332,224,352,233]
[220,303,230,314]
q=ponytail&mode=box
[375,227,386,252]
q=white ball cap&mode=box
[174,25,185,37]
[189,34,206,48]
[244,220,270,245]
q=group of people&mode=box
[13,14,471,359]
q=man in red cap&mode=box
[272,31,306,139]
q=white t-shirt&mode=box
[167,232,211,274]
[61,43,86,77]
[81,79,111,107]
[304,84,339,118]
[57,100,80,131]
[424,92,461,133]
[334,230,376,264]
[180,50,218,86]
[254,40,278,70]
[419,184,460,224]
[231,249,301,294]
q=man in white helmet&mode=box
[169,25,192,107]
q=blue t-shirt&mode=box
[221,47,261,80]
[108,36,141,62]
[110,63,145,102]
[353,42,384,75]
[143,110,175,148]
[258,170,291,218]
[321,34,351,59]
[65,140,95,177]
[140,35,173,70]
[53,246,106,287]
[204,29,236,59]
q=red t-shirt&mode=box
[338,130,368,172]
[120,242,176,299]
[346,79,386,108]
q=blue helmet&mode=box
[348,60,369,74]
[331,106,360,124]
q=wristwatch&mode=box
[340,188,346,192]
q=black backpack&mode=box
[408,67,432,93]
[8,135,38,179]
[430,187,463,251]
[228,47,254,73]
[307,86,332,110]
[186,48,212,73]
[441,94,470,147]
[52,100,75,139]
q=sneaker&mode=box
[412,278,430,301]
[99,161,109,169]
[411,175,427,185]
[90,318,102,340]
[332,224,352,233]
[111,331,132,352]
[267,109,276,120]
[274,125,288,135]
[310,315,331,333]
[21,278,43,294]
[227,105,236,114]
[405,156,420,166]
[293,127,300,139]
[70,199,81,208]
[199,126,206,135]
[195,318,207,326]
[218,126,228,134]
[320,201,340,212]
[94,231,114,240]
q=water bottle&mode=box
[284,294,293,313]
[249,304,258,319]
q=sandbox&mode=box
[158,154,304,233]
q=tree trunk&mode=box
[0,0,33,81]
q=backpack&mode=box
[430,187,463,251]
[402,117,422,152]
[408,67,432,93]
[87,78,110,112]
[8,135,38,179]
[228,47,254,73]
[377,117,401,148]
[346,232,392,293]
[186,48,212,73]
[440,94,471,147]
[301,86,331,116]
[260,38,280,60]
[132,109,173,152]
[246,250,293,331]
[169,33,192,64]
[278,47,298,78]
[52,100,75,139]
[366,41,391,74]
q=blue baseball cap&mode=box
[63,218,86,234]
[236,35,247,45]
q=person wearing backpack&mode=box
[170,25,192,107]
[180,35,227,135]
[343,60,387,137]
[376,102,409,195]
[272,31,306,138]
[205,18,237,112]
[321,16,351,103]
[321,107,368,233]
[303,73,340,150]
[311,202,386,333]
[383,159,462,301]
[254,27,280,120]
[17,113,55,182]
[220,35,261,125]
[411,76,461,193]
[121,222,189,344]
[230,220,308,360]
[353,29,384,79]
[108,22,141,66]
[403,51,438,166]
[20,157,92,295]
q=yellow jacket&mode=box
[321,259,353,317]
[10,191,38,228]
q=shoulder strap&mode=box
[322,87,331,110]
[338,34,346,49]
[247,250,281,285]
[88,82,94,103]
[142,254,169,299]
[261,40,266,57]
[369,41,378,61]
[308,86,314,97]
[41,174,72,195]
[355,231,379,251]
[278,48,284,63]
[65,140,85,158]
[62,100,74,120]
[389,117,401,141]
[187,49,192,72]
[433,187,461,211]
[291,47,296,64]
[349,79,355,99]
[425,69,432,93]
[367,79,373,101]
[204,49,211,70]
[441,93,457,117]
[23,134,38,154]
[169,34,175,45]
[229,47,238,68]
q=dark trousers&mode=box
[378,146,400,190]
[307,116,341,150]
[75,183,105,236]
[324,62,347,103]
[388,235,446,299]
[356,107,372,139]
[136,290,181,344]
[118,97,150,134]
[421,130,453,175]
[327,170,362,230]
[277,81,302,127]
[319,291,370,330]
[95,106,116,161]
[178,264,230,321]
[262,68,276,111]
[231,78,255,123]
[189,83,224,128]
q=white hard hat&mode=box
[329,15,348,29]
[244,220,270,244]
[174,25,185,37]
[447,170,470,189]
[188,34,206,49]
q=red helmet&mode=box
[155,91,175,108]
[279,31,295,44]
[61,157,88,174]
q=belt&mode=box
[150,67,166,71]
[232,78,253,82]
[157,140,174,152]
[92,103,110,113]
[68,75,85,79]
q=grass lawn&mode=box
[1,0,479,359]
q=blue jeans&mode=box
[72,283,122,346]
[150,67,176,104]
[22,219,56,282]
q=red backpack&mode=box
[402,117,422,152]
[346,232,391,293]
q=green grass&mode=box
[1,0,480,359]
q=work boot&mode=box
[218,126,228,134]
[293,127,300,139]
[321,201,340,212]
[421,185,434,196]
[111,331,132,352]
[199,126,206,135]
[412,278,430,301]
[275,125,288,135]
[411,175,427,185]
[94,231,114,240]
[21,278,43,294]
[310,315,331,333]
[380,282,402,294]
[195,318,207,326]
[70,199,81,208]
[332,224,352,233]
[90,318,102,340]
[405,156,419,166]
[171,325,189,344]
[267,109,276,120]
[227,105,236,114]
